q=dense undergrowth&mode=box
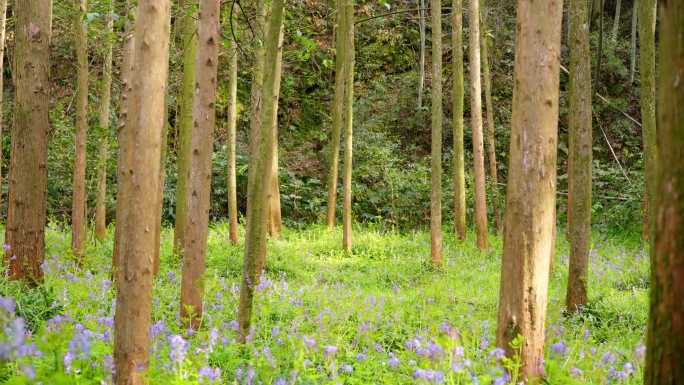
[1,223,647,384]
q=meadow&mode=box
[0,224,648,384]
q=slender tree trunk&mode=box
[452,0,466,241]
[113,0,136,279]
[611,0,621,41]
[469,0,488,251]
[430,0,443,266]
[5,0,51,284]
[237,0,284,342]
[226,27,239,245]
[639,0,657,241]
[71,0,89,260]
[0,0,7,216]
[495,0,563,381]
[566,0,593,312]
[629,0,637,84]
[173,0,198,255]
[645,1,684,381]
[113,1,171,383]
[95,0,114,242]
[342,0,355,252]
[153,119,168,276]
[180,0,220,330]
[418,0,426,109]
[595,0,604,85]
[326,0,344,230]
[268,26,285,238]
[480,1,500,232]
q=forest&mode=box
[0,0,682,384]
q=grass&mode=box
[0,222,648,384]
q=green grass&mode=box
[0,223,648,384]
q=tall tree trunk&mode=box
[71,0,89,260]
[237,0,284,342]
[629,0,637,84]
[645,1,684,381]
[180,0,220,330]
[469,0,488,251]
[326,0,344,230]
[595,0,604,85]
[153,119,168,276]
[480,1,500,232]
[566,0,593,312]
[113,1,171,383]
[342,0,355,252]
[226,26,239,245]
[611,0,621,41]
[113,0,136,279]
[430,0,443,266]
[495,0,563,381]
[452,0,466,241]
[268,26,285,238]
[639,0,657,241]
[5,0,52,284]
[173,0,198,255]
[95,0,114,242]
[417,0,425,109]
[0,0,7,216]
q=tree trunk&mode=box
[113,0,136,279]
[173,0,198,255]
[639,0,657,241]
[0,0,7,216]
[153,119,168,276]
[629,0,637,84]
[469,0,488,251]
[226,26,239,245]
[5,0,51,284]
[326,0,345,230]
[95,0,114,242]
[480,1,501,232]
[495,0,563,381]
[342,0,355,253]
[430,0,443,266]
[645,1,684,381]
[611,0,621,41]
[237,0,284,342]
[268,26,285,239]
[71,0,89,260]
[113,1,171,383]
[418,0,426,109]
[566,0,593,312]
[452,0,466,241]
[180,0,220,330]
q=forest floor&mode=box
[1,223,648,384]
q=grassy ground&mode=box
[0,223,648,384]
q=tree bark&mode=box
[495,0,563,381]
[645,1,684,381]
[5,0,52,284]
[611,0,621,41]
[342,0,355,252]
[566,0,593,312]
[639,0,657,241]
[180,0,220,330]
[480,1,500,232]
[326,0,345,230]
[71,0,89,260]
[173,0,198,255]
[452,0,466,241]
[469,0,488,251]
[237,0,284,342]
[268,25,285,239]
[95,0,114,242]
[417,0,426,109]
[629,0,637,84]
[0,0,7,215]
[113,1,171,383]
[226,24,239,245]
[430,0,443,266]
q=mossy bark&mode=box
[341,0,355,252]
[644,1,684,382]
[0,0,7,215]
[566,0,593,312]
[226,26,239,245]
[430,0,443,266]
[452,0,466,241]
[5,0,52,284]
[268,25,285,239]
[113,1,171,383]
[495,0,563,381]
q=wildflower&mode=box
[601,351,617,366]
[413,368,444,384]
[356,352,367,362]
[388,353,400,367]
[634,344,646,361]
[488,347,506,361]
[453,346,465,359]
[20,364,36,379]
[550,341,568,358]
[623,362,635,375]
[198,366,221,383]
[493,371,510,385]
[168,334,188,366]
[274,378,287,385]
[570,367,583,377]
[324,345,338,357]
[0,297,15,313]
[303,335,316,349]
[341,364,353,374]
[64,351,75,372]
